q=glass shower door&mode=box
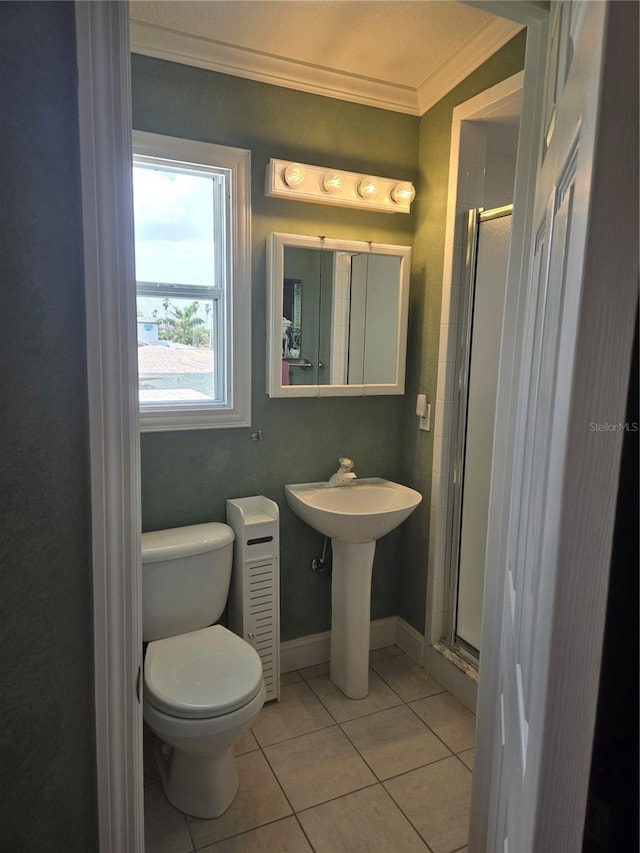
[450,206,513,657]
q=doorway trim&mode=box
[423,70,524,707]
[75,2,552,851]
[75,3,143,851]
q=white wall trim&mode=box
[280,617,422,673]
[451,69,525,123]
[132,131,252,433]
[425,643,478,713]
[130,20,419,115]
[395,617,425,664]
[280,628,333,673]
[130,17,522,118]
[417,17,523,114]
[425,71,524,662]
[468,8,550,850]
[279,619,477,715]
[75,3,143,851]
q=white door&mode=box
[471,1,638,850]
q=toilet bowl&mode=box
[144,625,265,818]
[141,523,266,818]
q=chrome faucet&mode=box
[328,457,357,486]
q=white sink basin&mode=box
[285,477,422,543]
[285,477,422,699]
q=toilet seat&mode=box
[145,625,263,720]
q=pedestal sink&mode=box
[285,478,422,699]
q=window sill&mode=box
[140,403,251,432]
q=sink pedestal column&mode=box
[330,539,376,699]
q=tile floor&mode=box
[144,646,475,853]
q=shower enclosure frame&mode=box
[445,204,514,665]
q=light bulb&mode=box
[322,171,345,194]
[283,164,306,188]
[357,176,379,199]
[391,182,416,204]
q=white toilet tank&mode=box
[142,522,235,642]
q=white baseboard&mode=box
[425,642,478,713]
[395,617,425,664]
[280,629,332,673]
[280,616,419,673]
[279,618,476,713]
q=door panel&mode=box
[498,5,602,847]
[472,1,638,850]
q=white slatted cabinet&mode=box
[226,496,280,701]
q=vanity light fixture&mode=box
[265,158,415,214]
[283,163,306,188]
[391,182,416,204]
[322,171,345,194]
[357,176,380,199]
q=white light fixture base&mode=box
[265,158,414,214]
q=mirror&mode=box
[267,233,411,397]
[282,278,302,358]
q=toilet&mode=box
[142,522,266,819]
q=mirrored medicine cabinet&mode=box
[266,233,411,397]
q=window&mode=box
[132,131,251,431]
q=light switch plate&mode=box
[419,402,431,431]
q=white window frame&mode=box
[132,131,251,431]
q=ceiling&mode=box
[130,1,522,115]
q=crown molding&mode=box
[130,20,420,115]
[130,17,523,118]
[416,17,524,114]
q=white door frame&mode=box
[76,1,632,850]
[75,3,143,851]
[425,1,550,700]
[74,2,548,850]
[424,69,523,707]
[458,2,551,848]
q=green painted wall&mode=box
[132,32,525,643]
[398,32,527,632]
[0,3,98,850]
[132,56,419,641]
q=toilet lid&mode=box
[144,625,264,719]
